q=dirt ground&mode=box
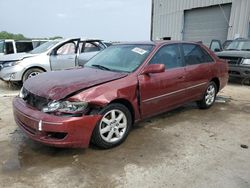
[0,80,249,188]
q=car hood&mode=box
[24,67,128,100]
[0,53,37,62]
[216,50,250,59]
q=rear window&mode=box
[5,42,14,54]
[0,41,4,53]
[183,44,213,65]
[16,42,34,53]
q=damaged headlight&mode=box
[2,61,21,68]
[42,100,88,114]
[19,87,28,99]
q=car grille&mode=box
[24,88,49,110]
[219,56,242,66]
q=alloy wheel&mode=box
[99,109,127,143]
[28,72,40,79]
[205,84,216,106]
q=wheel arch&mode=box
[210,77,220,93]
[22,66,47,81]
[110,98,135,124]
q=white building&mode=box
[151,0,250,46]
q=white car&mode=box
[0,38,107,83]
[0,39,49,55]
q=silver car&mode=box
[0,38,107,83]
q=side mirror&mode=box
[141,64,165,75]
[214,48,221,52]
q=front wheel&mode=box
[91,103,132,149]
[22,68,44,83]
[197,81,217,109]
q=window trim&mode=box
[148,43,185,70]
[81,41,102,53]
[180,43,214,66]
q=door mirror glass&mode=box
[141,64,165,75]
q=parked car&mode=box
[0,38,107,83]
[210,39,250,78]
[0,39,49,55]
[13,41,228,149]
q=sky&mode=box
[0,0,151,41]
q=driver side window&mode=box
[57,42,76,55]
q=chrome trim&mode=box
[143,82,207,103]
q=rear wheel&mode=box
[91,103,132,149]
[197,81,217,109]
[22,68,44,83]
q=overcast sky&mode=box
[0,0,151,41]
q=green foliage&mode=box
[49,36,63,40]
[0,31,62,40]
[0,31,27,40]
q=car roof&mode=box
[114,40,202,46]
[232,39,250,42]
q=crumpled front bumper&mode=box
[0,65,24,81]
[13,97,102,148]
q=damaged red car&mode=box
[13,41,228,149]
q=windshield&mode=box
[0,41,4,53]
[85,44,154,73]
[29,40,60,54]
[225,40,250,51]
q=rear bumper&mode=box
[229,66,250,78]
[13,97,102,148]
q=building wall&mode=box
[151,0,250,41]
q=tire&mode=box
[91,103,132,149]
[22,68,44,83]
[197,81,217,109]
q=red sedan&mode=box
[13,41,228,149]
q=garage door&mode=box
[183,4,231,46]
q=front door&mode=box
[138,44,187,118]
[50,39,80,70]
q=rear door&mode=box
[138,44,187,118]
[181,43,214,101]
[78,41,105,66]
[50,39,80,70]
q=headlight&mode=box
[242,59,250,66]
[19,87,28,99]
[42,100,88,114]
[2,61,21,68]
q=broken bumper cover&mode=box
[0,65,24,81]
[13,97,102,148]
[229,66,250,78]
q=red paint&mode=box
[13,97,102,148]
[13,41,228,148]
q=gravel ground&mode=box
[0,80,249,188]
[0,81,20,97]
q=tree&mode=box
[0,31,62,40]
[0,31,27,40]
